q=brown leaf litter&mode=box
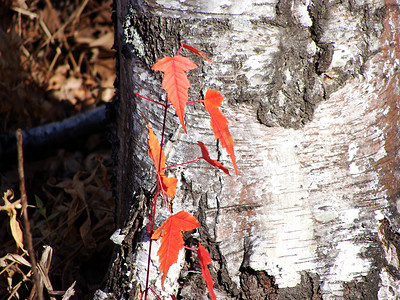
[0,0,116,298]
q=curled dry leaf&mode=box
[62,281,76,300]
[0,253,31,268]
[0,190,25,251]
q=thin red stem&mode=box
[149,287,163,299]
[135,92,166,107]
[161,192,170,214]
[176,45,184,56]
[157,173,172,214]
[147,192,159,234]
[144,239,153,300]
[140,288,162,300]
[186,99,204,105]
[184,245,198,251]
[162,157,201,170]
[158,99,168,172]
[145,93,170,299]
[157,97,172,213]
[145,190,158,300]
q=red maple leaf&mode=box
[197,243,216,300]
[159,174,178,198]
[151,211,200,288]
[151,55,198,133]
[197,141,230,175]
[146,120,177,197]
[203,89,238,174]
[146,120,165,173]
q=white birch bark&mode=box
[103,0,400,299]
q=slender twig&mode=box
[135,93,167,107]
[144,238,153,300]
[145,95,170,300]
[148,287,162,299]
[140,287,162,300]
[158,99,169,173]
[184,245,198,251]
[145,190,159,300]
[176,45,183,56]
[17,129,44,300]
[162,157,201,170]
[186,99,204,105]
[157,98,173,215]
[147,192,159,234]
[157,173,172,214]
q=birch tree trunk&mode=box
[101,0,400,299]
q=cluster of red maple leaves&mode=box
[137,42,237,300]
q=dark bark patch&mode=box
[342,247,382,300]
[252,7,324,128]
[104,199,144,299]
[240,267,279,300]
[196,192,242,297]
[277,272,322,300]
[379,218,400,277]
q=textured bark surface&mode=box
[103,0,400,299]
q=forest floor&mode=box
[0,0,115,298]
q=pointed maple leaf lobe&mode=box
[203,89,238,174]
[197,243,216,300]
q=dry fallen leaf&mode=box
[40,5,61,34]
[62,281,76,300]
[0,190,25,252]
[0,253,31,268]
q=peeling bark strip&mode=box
[104,0,400,299]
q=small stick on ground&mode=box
[17,129,44,300]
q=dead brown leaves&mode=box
[51,154,113,251]
[0,245,76,299]
[0,151,114,299]
[0,1,116,297]
[0,0,115,131]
